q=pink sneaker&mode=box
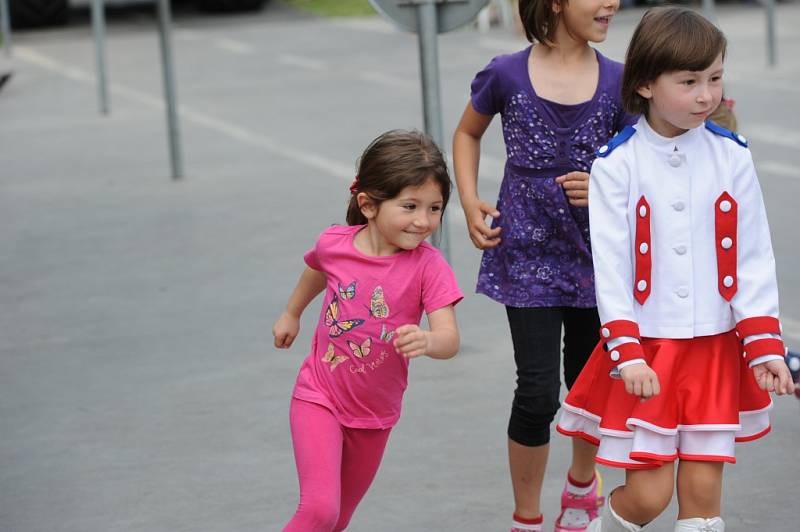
[554,471,605,532]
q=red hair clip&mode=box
[349,176,359,194]
[722,98,735,110]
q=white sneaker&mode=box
[587,517,602,532]
[588,497,643,532]
[674,517,725,532]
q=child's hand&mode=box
[752,359,794,395]
[393,324,430,359]
[273,312,300,348]
[462,199,501,250]
[556,171,589,207]
[619,362,661,399]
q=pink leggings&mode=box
[283,398,392,531]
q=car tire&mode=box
[194,0,267,12]
[8,0,68,29]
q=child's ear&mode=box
[552,0,562,14]
[357,193,377,220]
[636,83,653,100]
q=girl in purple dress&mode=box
[453,1,633,531]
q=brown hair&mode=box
[622,6,727,115]
[345,130,451,226]
[708,100,737,131]
[518,0,561,46]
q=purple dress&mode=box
[471,46,635,308]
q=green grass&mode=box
[282,0,376,17]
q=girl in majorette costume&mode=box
[555,7,794,532]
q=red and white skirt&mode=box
[556,330,772,469]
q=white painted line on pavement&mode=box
[277,53,327,72]
[178,106,354,178]
[747,123,800,150]
[16,47,478,253]
[16,46,354,181]
[330,18,397,35]
[16,47,94,83]
[110,81,171,109]
[215,38,254,55]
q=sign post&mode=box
[0,0,11,57]
[88,0,183,179]
[702,0,715,23]
[369,0,489,261]
[156,0,183,179]
[91,0,110,114]
[765,0,777,66]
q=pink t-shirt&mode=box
[292,224,463,429]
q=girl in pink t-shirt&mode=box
[272,130,463,531]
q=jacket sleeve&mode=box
[589,155,645,366]
[728,148,785,365]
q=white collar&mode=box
[635,115,703,155]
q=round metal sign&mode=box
[370,0,490,34]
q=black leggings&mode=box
[506,306,600,447]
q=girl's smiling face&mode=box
[557,0,620,44]
[637,54,725,137]
[360,178,444,254]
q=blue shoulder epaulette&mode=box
[705,120,748,147]
[596,126,636,157]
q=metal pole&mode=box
[0,0,12,57]
[416,0,450,260]
[156,0,183,180]
[91,0,110,114]
[765,0,777,66]
[497,0,514,29]
[477,6,490,33]
[702,0,715,24]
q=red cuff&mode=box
[735,316,781,338]
[607,341,645,365]
[742,338,786,365]
[599,320,641,341]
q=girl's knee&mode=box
[508,391,560,446]
[678,462,723,511]
[617,470,674,521]
[634,487,673,520]
[292,499,340,531]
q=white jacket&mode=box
[589,117,784,367]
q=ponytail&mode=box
[346,195,368,226]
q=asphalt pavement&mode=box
[1,2,799,531]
